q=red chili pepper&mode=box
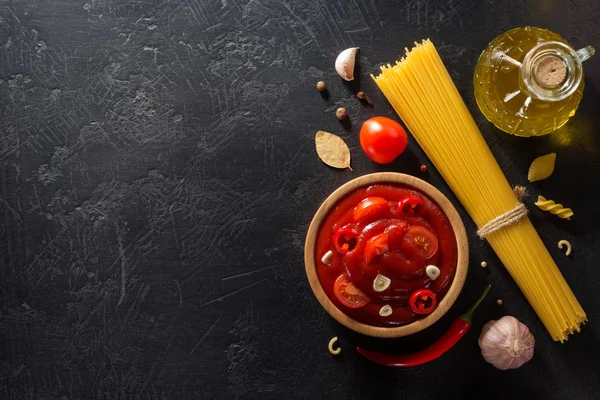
[356,285,491,367]
[409,289,437,314]
[333,226,358,255]
[397,196,425,216]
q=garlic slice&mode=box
[321,250,333,266]
[373,274,391,292]
[335,47,359,81]
[426,265,440,280]
[379,304,392,317]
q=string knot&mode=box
[477,186,528,239]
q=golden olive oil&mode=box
[474,27,593,137]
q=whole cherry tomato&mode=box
[360,117,408,164]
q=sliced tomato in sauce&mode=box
[353,197,389,223]
[333,274,370,309]
[364,232,389,264]
[403,225,439,260]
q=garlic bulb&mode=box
[335,47,359,81]
[478,316,535,370]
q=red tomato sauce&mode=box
[315,184,457,327]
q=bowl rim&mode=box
[304,172,469,338]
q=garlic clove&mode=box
[379,304,393,317]
[478,316,535,370]
[335,47,359,81]
[426,265,440,280]
[321,250,333,266]
[373,274,391,292]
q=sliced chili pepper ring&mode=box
[333,226,358,255]
[409,289,437,314]
[398,196,425,216]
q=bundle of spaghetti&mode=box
[372,39,585,341]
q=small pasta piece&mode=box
[558,240,572,256]
[535,196,574,220]
[528,153,556,182]
[328,337,341,355]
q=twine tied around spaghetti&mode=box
[477,186,528,239]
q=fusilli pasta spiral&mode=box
[535,196,574,220]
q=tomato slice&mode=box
[409,289,437,314]
[353,197,389,223]
[364,232,389,264]
[333,274,370,309]
[403,226,439,259]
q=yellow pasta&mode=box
[528,153,556,182]
[328,337,341,355]
[558,240,572,256]
[536,196,574,219]
[372,39,585,342]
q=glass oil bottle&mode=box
[474,26,594,137]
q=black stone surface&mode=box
[1,1,600,399]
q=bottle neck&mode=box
[520,41,583,102]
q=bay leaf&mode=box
[315,131,352,171]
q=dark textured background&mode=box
[1,0,600,399]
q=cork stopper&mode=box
[534,55,567,87]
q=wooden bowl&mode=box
[304,173,468,338]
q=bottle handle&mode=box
[576,46,595,62]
